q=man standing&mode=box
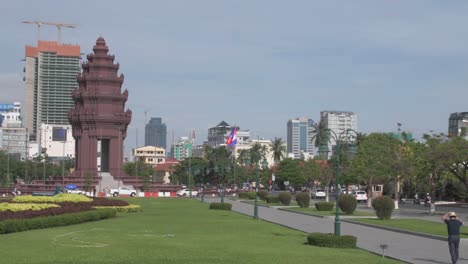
[441,211,463,264]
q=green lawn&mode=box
[0,198,401,264]
[350,218,468,238]
[285,207,375,217]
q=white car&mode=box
[110,187,137,197]
[314,190,326,199]
[66,189,85,194]
[354,191,368,202]
[176,189,198,197]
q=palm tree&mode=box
[238,149,250,166]
[309,119,328,148]
[270,137,286,164]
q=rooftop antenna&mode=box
[22,20,78,43]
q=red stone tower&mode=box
[68,37,132,178]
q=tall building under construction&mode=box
[23,41,81,141]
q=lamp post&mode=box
[252,158,268,220]
[194,167,210,202]
[214,162,231,204]
[318,129,358,236]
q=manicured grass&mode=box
[0,198,401,264]
[286,207,375,217]
[350,218,468,238]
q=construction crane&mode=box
[22,20,78,43]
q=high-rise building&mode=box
[145,117,167,149]
[320,111,358,155]
[448,112,468,139]
[171,137,193,161]
[0,127,29,161]
[287,117,314,159]
[23,41,81,141]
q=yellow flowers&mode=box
[13,193,93,203]
[94,204,142,213]
[0,203,59,212]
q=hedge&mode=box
[0,208,117,234]
[307,233,357,248]
[0,203,59,212]
[315,202,334,211]
[339,194,357,214]
[372,195,395,220]
[265,195,280,203]
[209,202,232,211]
[238,192,256,200]
[278,192,292,205]
[295,192,310,208]
[258,190,268,200]
[94,204,141,213]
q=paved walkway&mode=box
[205,198,467,264]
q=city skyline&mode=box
[1,1,468,152]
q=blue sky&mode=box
[1,1,468,155]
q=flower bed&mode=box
[0,203,94,221]
[13,194,92,203]
[94,204,141,213]
[0,203,59,212]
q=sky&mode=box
[1,1,468,155]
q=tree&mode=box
[270,137,286,164]
[348,133,397,207]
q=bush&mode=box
[372,195,395,220]
[258,190,268,200]
[247,192,256,200]
[339,194,357,214]
[278,192,292,205]
[265,195,280,203]
[295,192,310,208]
[0,208,117,234]
[315,202,334,211]
[94,204,142,213]
[307,233,357,248]
[13,194,92,203]
[209,202,232,211]
[238,192,250,199]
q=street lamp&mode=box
[318,128,358,236]
[214,162,231,204]
[253,158,269,220]
[194,167,211,202]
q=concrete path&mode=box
[205,197,467,264]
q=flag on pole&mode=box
[225,128,237,146]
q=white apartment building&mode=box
[39,124,75,161]
[320,111,358,156]
[132,146,166,166]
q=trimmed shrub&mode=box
[265,195,280,203]
[339,194,357,214]
[0,208,117,234]
[209,202,232,211]
[94,204,142,213]
[278,192,292,205]
[372,195,395,220]
[258,190,268,200]
[315,202,334,211]
[13,194,92,203]
[295,192,310,208]
[238,192,250,199]
[307,233,357,248]
[247,192,256,200]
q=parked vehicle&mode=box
[66,189,85,195]
[354,191,368,202]
[313,189,326,199]
[109,187,137,197]
[176,188,199,197]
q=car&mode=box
[354,191,368,202]
[109,187,137,197]
[314,189,326,199]
[176,188,199,197]
[66,189,85,195]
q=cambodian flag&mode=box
[226,128,237,146]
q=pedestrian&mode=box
[93,188,96,197]
[441,211,463,264]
